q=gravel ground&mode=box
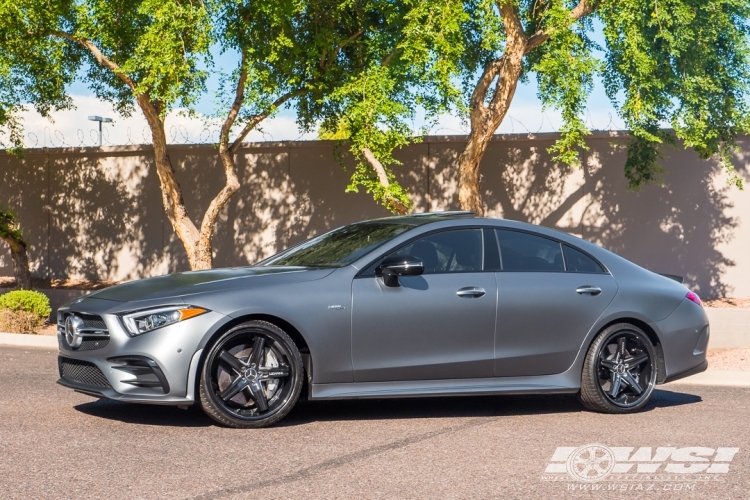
[707,347,750,371]
[1,346,749,500]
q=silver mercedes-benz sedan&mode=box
[57,212,709,427]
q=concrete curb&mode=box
[0,332,58,349]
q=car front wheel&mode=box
[580,323,658,413]
[199,320,303,428]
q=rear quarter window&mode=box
[563,244,606,274]
[495,229,564,272]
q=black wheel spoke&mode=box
[218,376,246,401]
[219,350,246,374]
[249,336,266,367]
[609,374,622,397]
[600,359,617,370]
[248,381,269,412]
[626,353,649,368]
[259,365,290,379]
[616,336,627,360]
[622,371,644,395]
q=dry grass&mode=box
[703,298,750,309]
[706,347,750,371]
[0,309,47,334]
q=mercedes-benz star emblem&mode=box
[65,315,84,349]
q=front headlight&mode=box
[120,306,208,336]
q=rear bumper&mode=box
[662,359,709,384]
[650,298,710,382]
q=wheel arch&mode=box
[587,317,667,383]
[193,313,313,401]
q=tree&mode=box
[0,1,221,268]
[0,0,461,276]
[448,0,750,214]
[0,207,31,289]
[310,0,467,215]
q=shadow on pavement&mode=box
[73,388,702,428]
[74,399,213,427]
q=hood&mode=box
[86,266,335,303]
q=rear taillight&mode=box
[686,291,702,306]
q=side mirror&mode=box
[378,255,424,287]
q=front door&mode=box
[351,229,497,382]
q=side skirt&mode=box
[311,374,581,400]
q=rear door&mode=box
[493,229,618,377]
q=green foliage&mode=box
[2,0,748,199]
[307,0,469,213]
[0,0,212,132]
[599,0,750,188]
[0,290,51,319]
[0,207,25,247]
[446,0,750,187]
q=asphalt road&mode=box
[1,346,748,500]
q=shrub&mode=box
[0,290,51,333]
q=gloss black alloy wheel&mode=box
[199,320,303,428]
[579,323,657,414]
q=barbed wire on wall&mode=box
[19,108,627,149]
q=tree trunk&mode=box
[362,147,410,215]
[456,1,596,215]
[2,237,31,290]
[457,125,496,215]
[135,95,208,269]
[53,32,238,271]
[455,3,532,216]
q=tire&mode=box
[579,323,658,414]
[199,320,304,428]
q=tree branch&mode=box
[220,50,248,153]
[469,2,527,123]
[49,31,137,90]
[228,90,299,153]
[381,47,400,67]
[362,147,409,215]
[524,0,597,54]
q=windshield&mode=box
[260,222,412,268]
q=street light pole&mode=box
[87,115,113,147]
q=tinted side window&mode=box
[563,245,605,274]
[496,229,564,272]
[392,229,483,274]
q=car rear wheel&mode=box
[580,323,657,413]
[199,320,303,428]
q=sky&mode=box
[18,22,627,149]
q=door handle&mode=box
[457,286,486,298]
[576,286,602,296]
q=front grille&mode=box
[78,338,111,351]
[58,312,110,351]
[58,357,111,388]
[79,314,107,330]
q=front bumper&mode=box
[57,304,225,405]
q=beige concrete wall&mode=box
[1,132,748,298]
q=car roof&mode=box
[368,211,478,226]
